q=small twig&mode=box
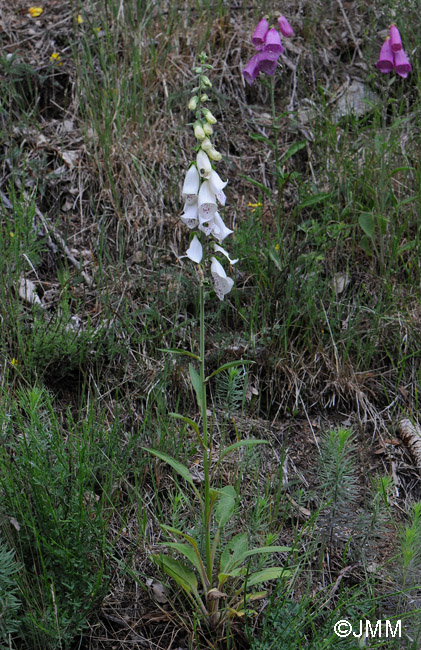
[320,564,360,609]
[33,204,94,288]
[336,0,364,59]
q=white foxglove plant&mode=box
[144,53,291,638]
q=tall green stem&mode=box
[270,76,282,228]
[199,281,212,582]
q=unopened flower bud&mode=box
[196,150,212,178]
[188,96,199,111]
[202,108,217,124]
[201,94,209,102]
[201,137,213,152]
[203,123,213,136]
[202,75,212,87]
[194,122,206,139]
[207,148,222,161]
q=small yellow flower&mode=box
[11,358,18,367]
[10,231,15,238]
[50,52,62,65]
[274,243,280,251]
[77,13,84,24]
[28,6,43,17]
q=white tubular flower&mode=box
[211,257,234,300]
[200,137,213,152]
[196,150,212,179]
[207,147,222,162]
[203,123,213,136]
[198,220,216,237]
[202,108,217,124]
[180,201,199,229]
[209,169,227,206]
[198,181,217,222]
[185,235,203,263]
[214,243,238,264]
[211,212,233,242]
[182,165,200,204]
[194,122,206,140]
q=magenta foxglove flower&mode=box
[389,24,402,52]
[393,49,412,78]
[264,28,284,58]
[252,17,269,50]
[242,51,278,85]
[376,38,394,73]
[278,15,293,38]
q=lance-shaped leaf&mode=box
[220,533,248,575]
[235,545,292,566]
[205,360,254,382]
[245,567,292,587]
[163,543,203,575]
[169,413,203,447]
[157,348,200,360]
[151,554,198,595]
[218,439,268,464]
[143,448,195,487]
[189,363,203,410]
[161,525,208,586]
[215,486,236,529]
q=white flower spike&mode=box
[214,243,238,264]
[182,165,200,204]
[211,257,234,300]
[186,235,203,263]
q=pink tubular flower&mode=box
[278,15,293,38]
[376,38,394,73]
[264,28,284,58]
[252,17,269,50]
[393,49,412,78]
[389,24,402,52]
[242,51,278,85]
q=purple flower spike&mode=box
[376,38,394,73]
[278,14,294,38]
[264,28,284,58]
[389,24,402,52]
[252,17,269,50]
[394,49,412,78]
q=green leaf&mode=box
[279,141,306,164]
[218,439,268,463]
[358,212,375,239]
[268,247,283,273]
[163,543,203,574]
[189,363,203,409]
[249,132,272,146]
[246,567,292,587]
[157,348,200,360]
[220,533,248,575]
[215,486,236,528]
[143,448,195,487]
[240,174,272,197]
[237,546,292,564]
[205,360,254,382]
[296,192,332,210]
[151,554,198,594]
[359,235,373,256]
[169,413,202,443]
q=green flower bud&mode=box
[203,123,213,136]
[194,121,206,139]
[200,137,213,152]
[202,75,212,87]
[201,94,209,102]
[207,147,222,161]
[202,108,217,124]
[188,96,199,111]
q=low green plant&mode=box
[0,535,22,648]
